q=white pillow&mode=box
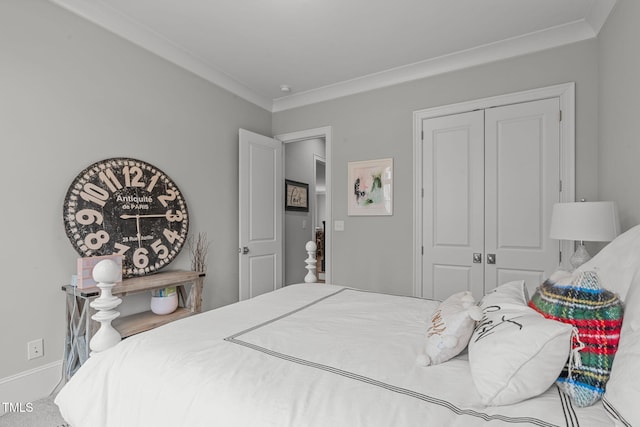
[603,269,640,426]
[468,280,573,406]
[416,291,482,366]
[577,224,640,301]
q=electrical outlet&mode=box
[27,339,44,360]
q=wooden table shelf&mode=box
[61,270,204,381]
[113,307,194,338]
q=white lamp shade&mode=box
[549,201,620,242]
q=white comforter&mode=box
[55,284,612,427]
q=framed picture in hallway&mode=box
[285,179,309,212]
[348,158,393,216]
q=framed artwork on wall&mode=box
[348,158,393,216]
[285,179,309,212]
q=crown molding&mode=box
[272,17,607,112]
[49,0,615,114]
[49,0,273,111]
[585,0,617,34]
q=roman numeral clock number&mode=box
[63,158,189,277]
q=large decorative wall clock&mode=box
[63,157,189,277]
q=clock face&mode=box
[63,158,189,277]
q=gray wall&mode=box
[598,0,640,230]
[273,40,600,296]
[284,138,326,284]
[0,0,271,379]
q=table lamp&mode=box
[549,201,620,270]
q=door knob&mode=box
[239,246,249,255]
[473,253,482,263]
[487,253,496,264]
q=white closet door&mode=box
[422,110,485,300]
[484,98,560,295]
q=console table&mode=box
[61,270,204,381]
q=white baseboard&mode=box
[0,360,63,416]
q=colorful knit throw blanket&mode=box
[528,270,623,407]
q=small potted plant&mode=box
[150,287,178,315]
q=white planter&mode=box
[150,293,178,315]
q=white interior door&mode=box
[422,110,485,300]
[239,129,283,300]
[484,98,560,294]
[421,98,561,301]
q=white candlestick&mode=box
[304,240,317,283]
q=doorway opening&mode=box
[277,127,332,285]
[314,155,326,282]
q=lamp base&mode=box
[570,243,591,270]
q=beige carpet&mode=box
[0,396,67,427]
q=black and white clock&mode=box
[63,157,189,277]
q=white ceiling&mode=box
[50,0,616,112]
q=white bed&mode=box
[55,280,630,427]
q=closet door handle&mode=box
[487,254,496,264]
[473,253,482,263]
